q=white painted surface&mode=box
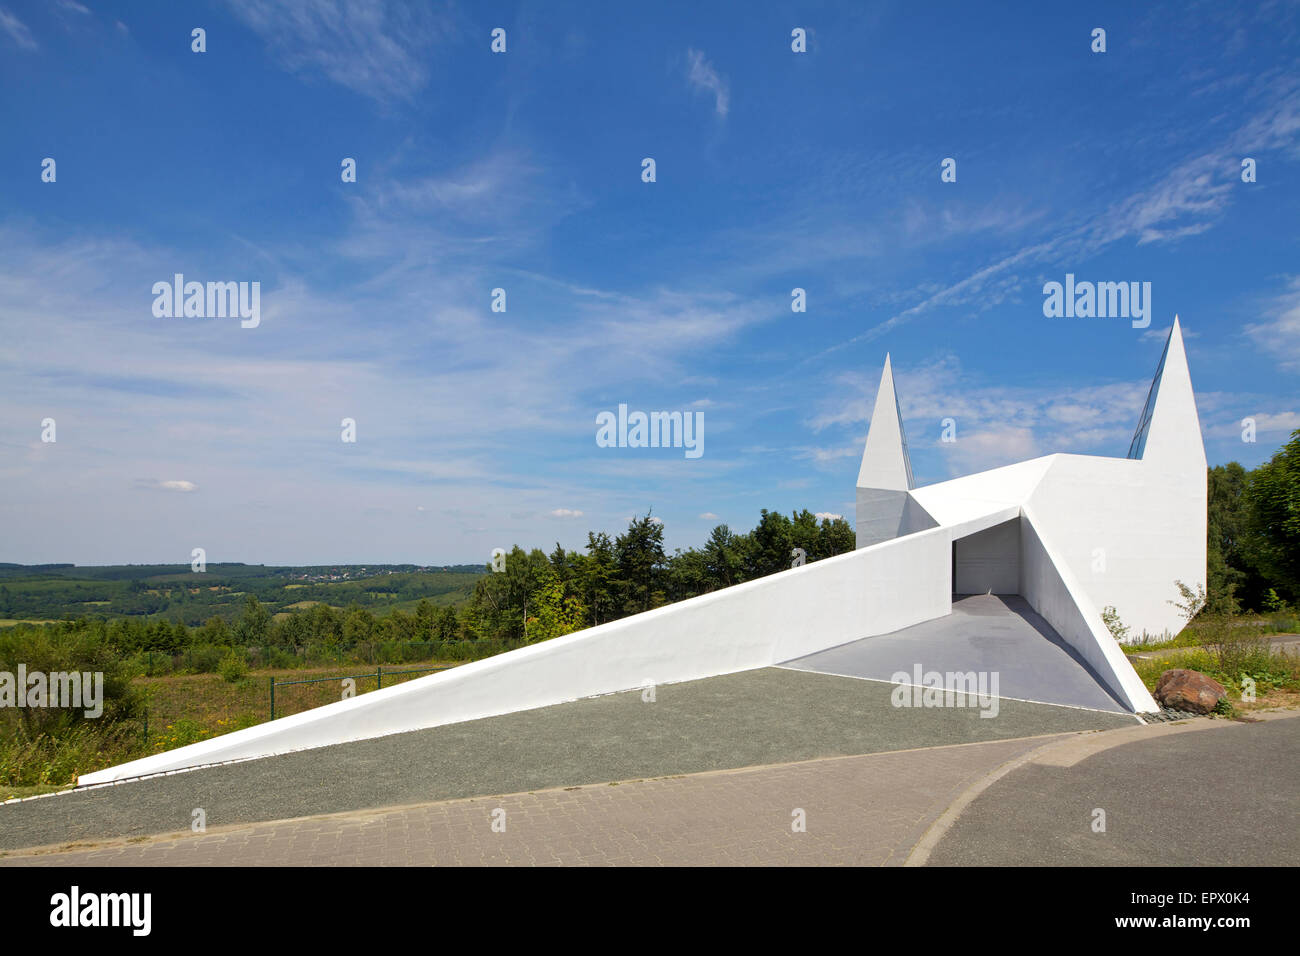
[856,353,918,548]
[1026,318,1207,639]
[1019,506,1159,713]
[1026,454,1205,639]
[867,321,1205,640]
[856,488,911,548]
[856,353,913,491]
[81,527,955,784]
[909,457,1054,526]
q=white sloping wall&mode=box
[80,527,954,784]
[1026,454,1206,640]
[1019,505,1158,713]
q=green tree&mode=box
[1243,429,1300,603]
[198,615,232,646]
[1206,462,1249,613]
[467,546,548,640]
[790,509,821,559]
[666,547,709,601]
[234,594,272,646]
[434,605,459,642]
[273,610,310,653]
[575,532,619,625]
[343,605,375,645]
[701,524,743,590]
[615,513,667,614]
[523,566,588,643]
[815,515,856,558]
[305,602,342,646]
[748,509,794,577]
[414,599,437,640]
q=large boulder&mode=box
[1154,669,1226,714]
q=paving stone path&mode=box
[0,667,1131,853]
[2,701,1289,867]
[0,734,1063,866]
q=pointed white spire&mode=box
[1129,315,1206,472]
[857,353,915,490]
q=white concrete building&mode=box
[858,316,1206,644]
[80,321,1203,784]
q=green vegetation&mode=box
[0,563,482,625]
[1101,605,1129,643]
[0,508,854,791]
[1206,429,1300,613]
[2,420,1294,790]
[0,624,144,793]
[466,510,856,643]
[1130,625,1300,711]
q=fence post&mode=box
[376,665,382,690]
[270,675,276,721]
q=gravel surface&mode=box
[0,666,1133,852]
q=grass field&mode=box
[139,658,465,735]
[0,656,471,801]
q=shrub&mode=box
[1169,580,1207,625]
[0,722,144,789]
[1195,613,1271,678]
[1101,606,1129,643]
[217,650,249,683]
[0,626,141,737]
[184,643,224,674]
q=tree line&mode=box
[4,509,856,656]
[463,509,857,643]
[8,419,1296,661]
[1206,428,1300,613]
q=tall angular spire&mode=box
[1127,316,1206,473]
[857,354,915,490]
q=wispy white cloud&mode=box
[1245,275,1300,371]
[226,0,454,102]
[0,7,37,50]
[937,426,1041,477]
[135,479,199,493]
[817,81,1300,352]
[1204,410,1300,440]
[1140,323,1199,342]
[808,353,1153,475]
[685,48,729,117]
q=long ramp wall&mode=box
[81,527,953,784]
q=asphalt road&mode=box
[926,713,1300,865]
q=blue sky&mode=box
[1,0,1298,566]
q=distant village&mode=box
[285,566,474,584]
